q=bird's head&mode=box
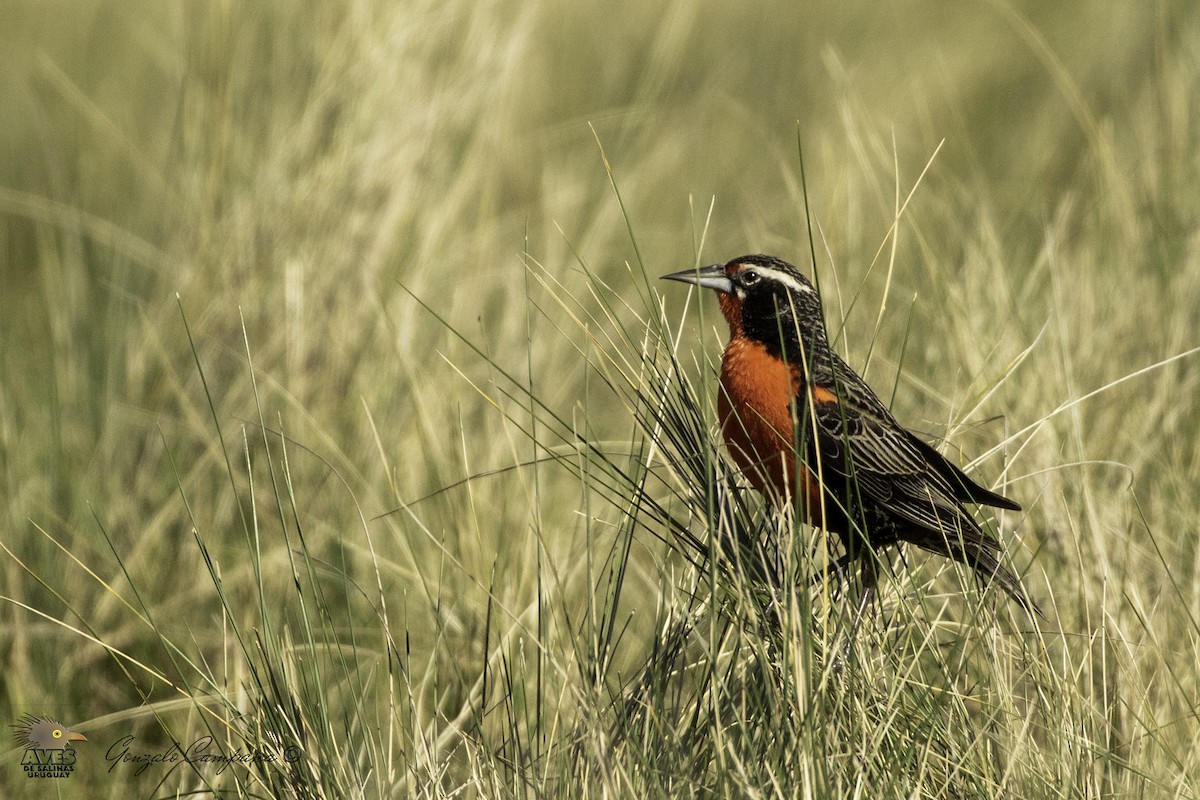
[13,716,87,750]
[662,254,828,358]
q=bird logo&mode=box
[13,715,88,750]
[662,254,1032,613]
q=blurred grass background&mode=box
[2,0,1200,796]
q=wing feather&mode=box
[798,364,1033,612]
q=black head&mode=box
[662,254,828,359]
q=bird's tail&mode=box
[908,522,1039,617]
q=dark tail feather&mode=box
[908,524,1039,618]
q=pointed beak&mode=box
[660,263,734,294]
[66,731,87,743]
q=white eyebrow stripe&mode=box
[745,266,814,295]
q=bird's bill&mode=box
[660,263,733,294]
[67,731,87,742]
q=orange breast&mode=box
[718,337,824,523]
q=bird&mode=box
[12,715,87,750]
[661,254,1032,613]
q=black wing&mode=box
[906,433,1021,511]
[800,364,1031,611]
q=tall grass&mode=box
[3,1,1200,796]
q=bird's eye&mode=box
[741,270,760,286]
